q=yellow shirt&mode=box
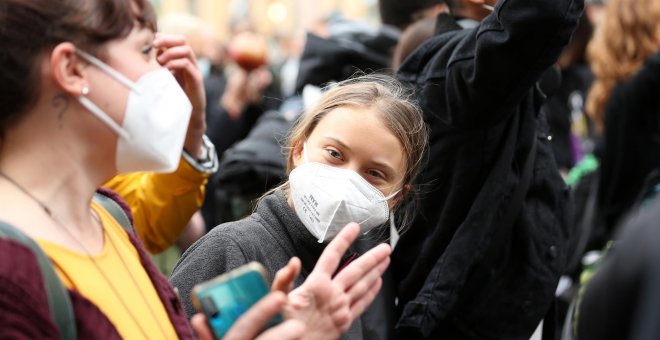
[103,157,209,254]
[37,200,178,339]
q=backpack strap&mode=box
[0,222,77,340]
[92,191,134,235]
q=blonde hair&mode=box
[585,0,660,133]
[270,74,428,231]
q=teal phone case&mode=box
[192,262,284,339]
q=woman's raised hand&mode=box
[153,33,207,158]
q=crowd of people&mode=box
[1,0,659,339]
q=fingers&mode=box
[162,58,202,84]
[314,223,361,275]
[224,291,287,340]
[256,319,305,340]
[333,243,391,290]
[272,257,302,293]
[159,45,202,83]
[190,314,215,340]
[153,33,190,53]
[157,45,199,69]
[154,37,203,97]
[330,302,352,333]
[344,257,390,304]
[349,278,383,320]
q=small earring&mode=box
[81,86,90,96]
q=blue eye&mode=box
[326,149,343,160]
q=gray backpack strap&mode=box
[93,192,133,235]
[0,222,77,340]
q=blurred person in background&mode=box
[584,0,660,239]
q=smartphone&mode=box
[191,262,283,339]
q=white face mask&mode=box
[289,144,399,243]
[75,49,192,173]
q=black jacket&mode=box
[392,0,583,338]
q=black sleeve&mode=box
[409,0,584,128]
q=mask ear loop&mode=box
[78,96,131,140]
[390,212,399,249]
[75,49,135,140]
[378,189,401,202]
[302,142,309,163]
[75,49,141,94]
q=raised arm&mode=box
[400,0,584,128]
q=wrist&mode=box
[182,135,219,174]
[184,125,207,159]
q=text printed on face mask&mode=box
[300,194,321,223]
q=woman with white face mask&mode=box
[171,75,429,339]
[0,1,394,339]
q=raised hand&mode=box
[192,223,391,340]
[283,223,392,340]
[153,33,207,158]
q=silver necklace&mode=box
[0,171,168,339]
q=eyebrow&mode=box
[326,137,351,151]
[325,136,398,178]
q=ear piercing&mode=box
[81,86,90,95]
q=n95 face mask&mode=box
[289,162,399,243]
[76,49,192,174]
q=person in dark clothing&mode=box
[584,0,660,240]
[391,0,583,338]
[576,195,660,340]
[391,17,438,71]
[542,15,595,173]
[379,0,447,31]
[201,66,274,228]
[443,0,492,25]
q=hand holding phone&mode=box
[192,262,284,339]
[190,292,305,340]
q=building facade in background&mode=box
[152,0,378,41]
